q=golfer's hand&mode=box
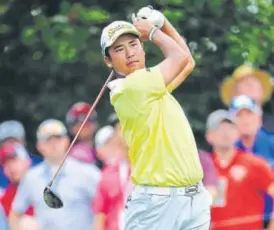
[132,16,155,41]
[136,5,165,29]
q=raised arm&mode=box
[133,18,188,86]
[161,19,195,91]
[135,6,195,91]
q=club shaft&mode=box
[50,71,115,185]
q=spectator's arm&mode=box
[93,214,106,230]
[9,173,32,230]
[251,158,274,195]
[8,211,22,230]
[92,172,110,230]
[205,185,218,203]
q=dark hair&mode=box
[105,47,110,58]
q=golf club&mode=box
[43,70,115,209]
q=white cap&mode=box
[95,125,116,148]
[0,120,25,141]
[100,20,140,56]
[36,119,67,140]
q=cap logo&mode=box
[40,123,64,136]
[108,24,133,39]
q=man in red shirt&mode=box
[92,124,131,230]
[205,109,274,230]
[0,144,33,216]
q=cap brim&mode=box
[103,29,140,55]
[38,134,67,140]
[231,107,260,114]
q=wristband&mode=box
[148,26,158,41]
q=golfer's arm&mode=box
[152,28,188,86]
[8,211,22,230]
[161,19,195,90]
[92,214,106,230]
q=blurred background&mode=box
[1,0,273,154]
[1,1,274,230]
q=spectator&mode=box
[230,95,274,227]
[0,120,42,190]
[107,112,128,152]
[0,203,9,230]
[198,150,218,202]
[66,102,98,164]
[220,65,274,143]
[205,109,274,230]
[0,144,33,216]
[9,119,101,230]
[92,125,131,230]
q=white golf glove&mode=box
[132,5,165,29]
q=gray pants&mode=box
[124,182,212,230]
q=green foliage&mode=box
[0,0,273,153]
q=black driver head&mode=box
[43,185,63,209]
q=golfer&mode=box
[101,6,211,230]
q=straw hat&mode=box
[220,65,273,105]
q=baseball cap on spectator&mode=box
[0,120,25,142]
[206,109,235,130]
[94,126,115,149]
[0,144,29,165]
[36,119,67,140]
[66,102,97,126]
[229,95,262,115]
[107,113,119,127]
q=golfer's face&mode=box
[107,34,145,75]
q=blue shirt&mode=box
[12,157,100,230]
[0,204,9,230]
[236,128,274,167]
[236,128,274,221]
[0,152,42,189]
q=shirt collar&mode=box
[212,149,241,170]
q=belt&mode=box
[134,182,203,196]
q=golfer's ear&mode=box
[104,56,112,68]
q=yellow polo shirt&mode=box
[108,66,203,187]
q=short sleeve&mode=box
[11,173,32,214]
[92,176,110,214]
[125,66,167,97]
[251,157,274,191]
